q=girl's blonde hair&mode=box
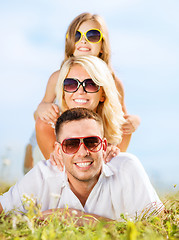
[56,55,125,145]
[65,12,111,65]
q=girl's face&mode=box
[64,64,104,112]
[73,20,102,57]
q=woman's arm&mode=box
[35,118,56,160]
[114,76,140,152]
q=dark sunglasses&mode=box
[75,29,103,44]
[59,136,103,154]
[63,78,100,93]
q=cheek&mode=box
[92,91,103,107]
[62,155,70,167]
[63,93,73,109]
[64,92,67,101]
[64,92,70,103]
[95,153,103,169]
[73,43,79,56]
[93,43,102,54]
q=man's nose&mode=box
[77,142,89,156]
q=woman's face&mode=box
[73,20,102,57]
[64,64,104,112]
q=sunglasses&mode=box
[63,78,100,93]
[75,29,103,44]
[59,136,103,154]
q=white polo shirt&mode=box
[0,153,163,220]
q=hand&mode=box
[104,144,120,163]
[38,208,111,226]
[122,115,141,135]
[50,150,64,171]
[39,208,85,221]
[36,103,59,123]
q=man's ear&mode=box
[54,141,62,156]
[102,138,107,151]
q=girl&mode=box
[34,12,140,160]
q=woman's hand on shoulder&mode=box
[36,103,59,123]
[104,144,120,163]
[50,150,64,171]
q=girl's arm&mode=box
[34,70,60,123]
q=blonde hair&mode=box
[65,12,111,65]
[56,55,125,145]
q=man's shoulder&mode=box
[106,152,143,175]
[108,152,140,167]
[32,160,63,180]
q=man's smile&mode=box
[74,161,93,169]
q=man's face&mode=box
[55,119,106,185]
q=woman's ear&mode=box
[100,95,105,103]
[100,90,105,103]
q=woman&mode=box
[36,55,125,164]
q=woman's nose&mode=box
[77,84,85,94]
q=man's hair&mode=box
[55,108,104,141]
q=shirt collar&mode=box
[101,162,114,177]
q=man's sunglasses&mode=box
[75,29,103,44]
[58,136,103,154]
[63,78,100,93]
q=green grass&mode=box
[0,183,178,240]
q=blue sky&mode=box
[0,0,178,193]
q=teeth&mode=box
[74,99,87,103]
[78,47,89,51]
[76,162,91,167]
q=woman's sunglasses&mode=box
[75,29,103,44]
[58,136,103,154]
[63,78,100,93]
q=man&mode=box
[0,108,163,221]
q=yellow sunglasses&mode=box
[66,29,103,44]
